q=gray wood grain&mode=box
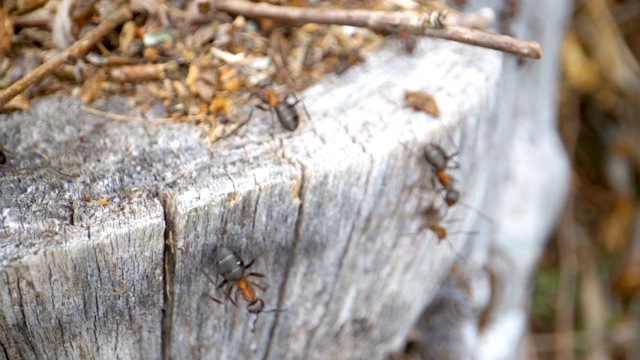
[0,19,506,360]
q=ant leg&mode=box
[225,284,239,306]
[269,109,278,137]
[232,287,240,306]
[255,103,269,112]
[440,236,469,265]
[204,293,224,304]
[456,202,494,223]
[217,279,229,289]
[248,280,267,292]
[197,263,221,288]
[290,93,325,143]
[246,272,265,278]
[35,151,78,178]
[194,256,228,305]
[244,258,256,269]
[251,314,260,332]
[254,102,278,138]
[445,150,460,169]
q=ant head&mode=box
[444,189,460,206]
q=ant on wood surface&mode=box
[198,245,279,331]
[381,101,490,220]
[254,79,307,132]
[415,203,477,262]
[377,112,463,211]
[377,103,491,252]
[419,139,493,224]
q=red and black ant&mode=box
[391,133,463,210]
[198,246,278,331]
[416,203,481,262]
[423,142,459,192]
[254,80,305,132]
[422,143,493,223]
[376,112,459,205]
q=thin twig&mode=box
[11,15,52,28]
[422,25,541,58]
[80,106,174,124]
[35,151,79,178]
[0,6,133,110]
[215,0,542,59]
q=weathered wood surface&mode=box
[409,1,573,359]
[0,1,570,359]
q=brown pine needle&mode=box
[0,6,133,111]
[80,106,174,124]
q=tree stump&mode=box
[0,1,571,359]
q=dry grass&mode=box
[530,0,640,358]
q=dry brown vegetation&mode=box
[530,0,640,358]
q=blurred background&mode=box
[530,0,640,358]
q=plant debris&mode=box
[0,0,540,142]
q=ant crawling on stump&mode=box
[254,79,306,132]
[420,204,477,242]
[423,142,459,192]
[416,204,479,262]
[421,144,493,222]
[198,246,279,331]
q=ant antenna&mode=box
[35,151,79,178]
[250,307,285,332]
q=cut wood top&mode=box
[0,38,502,360]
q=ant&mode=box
[198,246,278,331]
[387,120,493,226]
[376,112,460,207]
[423,142,459,192]
[423,145,493,222]
[396,138,462,210]
[254,80,304,132]
[417,204,476,262]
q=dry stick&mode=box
[215,0,542,59]
[11,15,52,28]
[80,106,175,123]
[0,6,133,110]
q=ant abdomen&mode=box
[423,143,449,171]
[216,246,246,282]
[274,100,300,131]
